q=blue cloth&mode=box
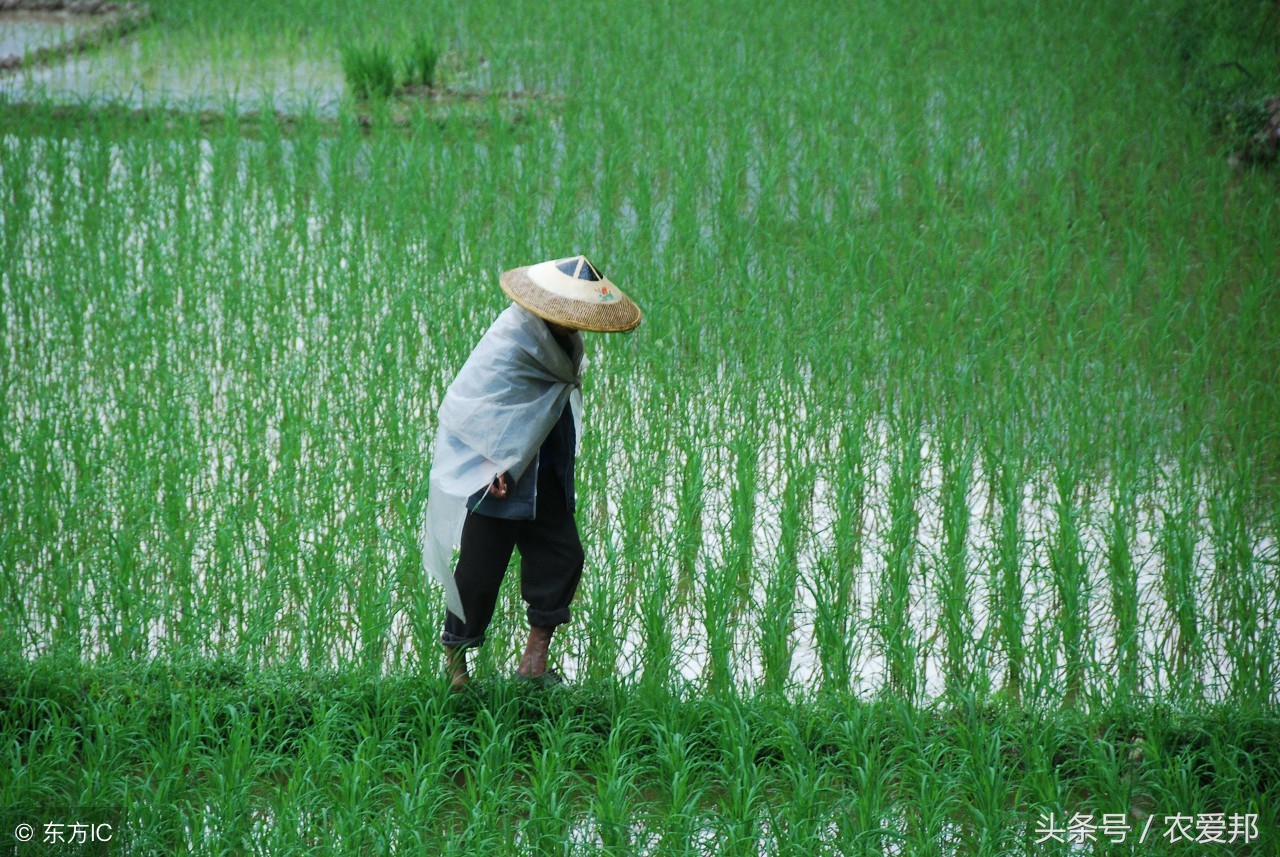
[466,399,576,518]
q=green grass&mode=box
[1,0,1279,852]
[340,42,397,100]
[1,656,1277,854]
[403,32,441,89]
[341,32,442,101]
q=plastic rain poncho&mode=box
[421,304,584,621]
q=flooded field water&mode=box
[0,11,99,58]
[3,135,1276,706]
[0,6,346,113]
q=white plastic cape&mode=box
[421,304,584,621]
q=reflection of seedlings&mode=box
[0,0,151,72]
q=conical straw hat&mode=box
[500,255,642,333]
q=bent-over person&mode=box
[421,256,642,689]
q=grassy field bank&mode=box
[2,657,1277,854]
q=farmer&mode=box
[421,255,642,689]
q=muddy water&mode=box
[1,41,346,112]
[1,5,344,112]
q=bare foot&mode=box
[445,645,471,691]
[517,625,554,678]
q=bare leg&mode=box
[445,645,471,691]
[516,625,554,679]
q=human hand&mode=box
[487,473,510,499]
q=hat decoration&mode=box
[500,255,642,333]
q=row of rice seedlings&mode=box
[808,415,874,694]
[1208,459,1273,704]
[758,427,815,696]
[1048,446,1092,709]
[1105,448,1142,703]
[879,408,925,700]
[936,420,977,699]
[1156,465,1205,702]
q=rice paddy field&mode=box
[2,0,1279,853]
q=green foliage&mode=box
[1167,0,1280,160]
[340,31,441,101]
[1215,94,1280,163]
[341,42,397,100]
[2,658,1278,851]
[403,31,441,88]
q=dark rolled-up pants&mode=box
[440,468,584,650]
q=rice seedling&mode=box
[341,43,396,100]
[1048,451,1091,708]
[404,31,441,89]
[937,423,976,699]
[879,409,924,700]
[758,441,811,695]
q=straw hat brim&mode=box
[500,266,643,333]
